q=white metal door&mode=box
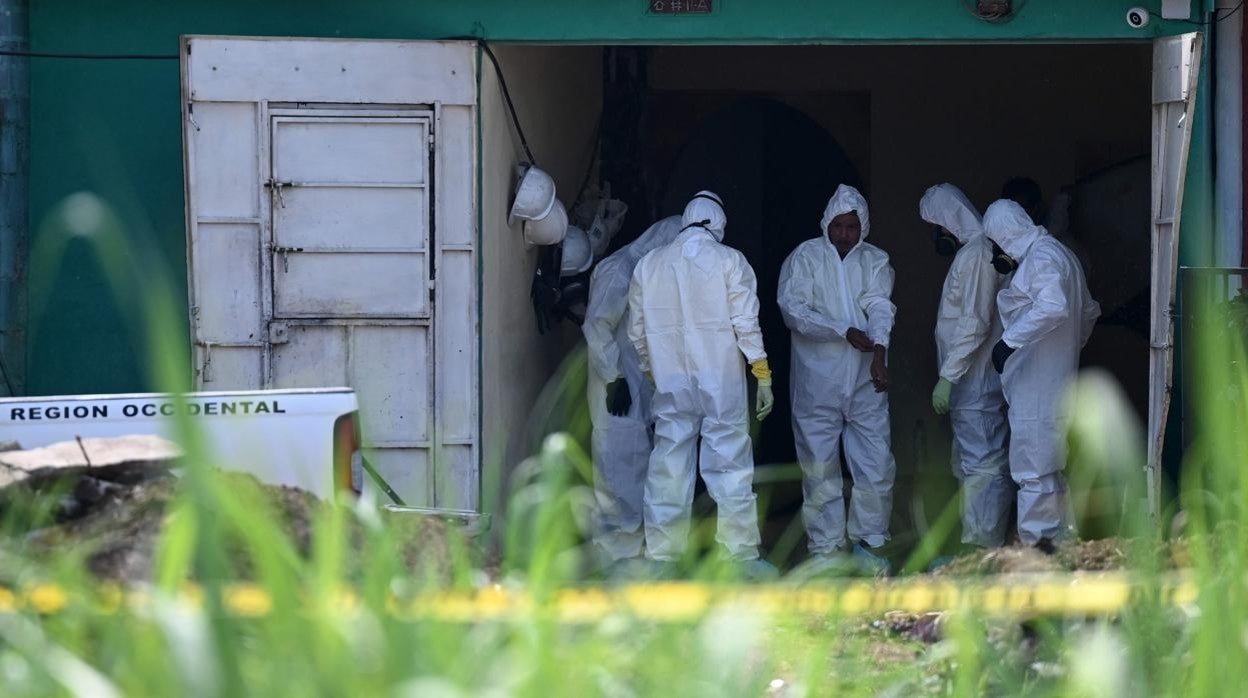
[1148,32,1203,517]
[180,37,501,514]
[267,111,436,505]
[269,114,432,318]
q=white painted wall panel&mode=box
[438,106,476,247]
[192,223,262,341]
[351,325,431,444]
[437,250,474,441]
[273,252,427,318]
[435,445,475,511]
[185,37,476,106]
[433,102,480,511]
[275,188,428,249]
[191,102,258,219]
[196,346,264,388]
[364,448,432,507]
[274,120,428,184]
[271,324,349,388]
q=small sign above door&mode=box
[648,0,712,14]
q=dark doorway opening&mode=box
[591,43,1152,565]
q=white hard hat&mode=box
[560,226,593,276]
[509,166,557,225]
[523,198,568,246]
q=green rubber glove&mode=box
[931,378,953,415]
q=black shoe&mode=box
[1034,538,1057,556]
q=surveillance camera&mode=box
[1126,7,1151,29]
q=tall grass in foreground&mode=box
[2,191,1247,696]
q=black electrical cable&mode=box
[0,49,177,59]
[478,41,537,166]
[1177,1,1244,26]
[0,352,14,397]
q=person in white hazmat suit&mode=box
[919,184,1012,549]
[777,184,897,573]
[982,199,1100,548]
[627,191,776,575]
[582,215,684,565]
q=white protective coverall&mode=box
[627,192,767,561]
[983,199,1100,546]
[582,216,684,561]
[777,185,897,552]
[919,184,1012,548]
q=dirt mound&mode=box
[930,537,1174,577]
[0,437,458,585]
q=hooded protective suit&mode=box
[919,184,1012,548]
[627,192,767,561]
[777,185,897,552]
[983,199,1100,546]
[583,215,684,561]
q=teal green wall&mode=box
[27,0,1205,394]
[1181,38,1217,268]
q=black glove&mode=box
[605,378,633,417]
[529,247,566,335]
[991,339,1016,374]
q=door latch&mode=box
[199,341,214,383]
[264,179,293,208]
[272,246,304,273]
[269,322,289,345]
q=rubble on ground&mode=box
[0,434,182,489]
[871,610,947,644]
[866,536,1187,649]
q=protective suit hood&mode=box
[983,199,1046,261]
[920,183,984,245]
[621,216,682,265]
[681,190,727,241]
[821,184,871,244]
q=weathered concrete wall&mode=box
[480,45,602,509]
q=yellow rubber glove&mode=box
[750,359,772,382]
[931,378,953,415]
[751,359,774,420]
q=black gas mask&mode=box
[990,241,1019,275]
[681,193,726,234]
[680,219,712,233]
[932,226,962,257]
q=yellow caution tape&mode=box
[0,572,1198,622]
